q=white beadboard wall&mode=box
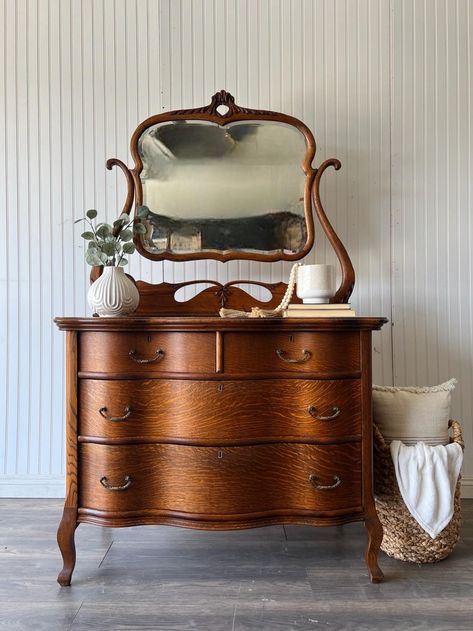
[391,0,473,496]
[0,0,470,497]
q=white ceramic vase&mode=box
[87,266,140,317]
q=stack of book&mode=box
[283,303,356,318]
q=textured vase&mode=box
[296,264,335,304]
[87,266,140,317]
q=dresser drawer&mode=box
[79,332,215,374]
[79,378,361,443]
[79,443,362,516]
[223,332,360,374]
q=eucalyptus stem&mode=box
[86,218,101,248]
[77,208,144,268]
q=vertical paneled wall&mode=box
[391,0,473,491]
[0,0,470,496]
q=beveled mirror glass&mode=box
[137,120,307,257]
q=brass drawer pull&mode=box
[99,406,131,422]
[100,475,132,491]
[309,474,341,490]
[307,406,341,421]
[276,348,311,364]
[128,348,164,364]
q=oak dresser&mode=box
[55,90,387,585]
[55,315,386,585]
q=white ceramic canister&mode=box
[296,264,335,304]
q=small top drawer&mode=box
[223,332,360,375]
[79,332,215,374]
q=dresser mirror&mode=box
[101,90,355,312]
[55,91,387,588]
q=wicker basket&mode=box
[373,420,464,563]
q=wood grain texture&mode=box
[55,316,386,584]
[56,331,79,586]
[77,371,362,381]
[78,378,362,444]
[63,332,79,508]
[134,280,297,316]
[56,507,78,587]
[360,330,384,583]
[55,316,388,332]
[312,159,355,304]
[79,332,215,374]
[77,509,366,530]
[215,331,223,373]
[223,332,360,374]
[79,442,362,517]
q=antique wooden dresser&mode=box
[55,91,387,585]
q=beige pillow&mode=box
[372,379,456,446]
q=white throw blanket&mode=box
[390,440,463,538]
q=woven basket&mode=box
[373,420,464,563]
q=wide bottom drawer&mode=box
[79,443,362,517]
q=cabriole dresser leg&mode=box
[364,513,384,583]
[57,506,78,586]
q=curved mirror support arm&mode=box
[311,159,355,303]
[89,159,136,284]
[105,158,135,223]
[90,265,102,284]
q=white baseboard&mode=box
[0,475,65,498]
[1,474,472,499]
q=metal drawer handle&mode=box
[276,348,311,364]
[307,406,341,421]
[100,475,132,491]
[128,348,164,364]
[309,474,341,490]
[99,406,131,422]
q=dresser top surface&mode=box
[55,316,388,332]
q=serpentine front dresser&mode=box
[55,90,387,585]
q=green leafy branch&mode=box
[75,207,150,267]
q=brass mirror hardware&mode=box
[276,348,311,363]
[307,406,341,421]
[100,475,132,491]
[308,474,341,490]
[99,406,132,422]
[128,348,164,364]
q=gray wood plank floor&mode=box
[0,499,472,631]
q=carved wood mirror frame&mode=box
[100,91,355,313]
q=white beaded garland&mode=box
[219,263,301,318]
